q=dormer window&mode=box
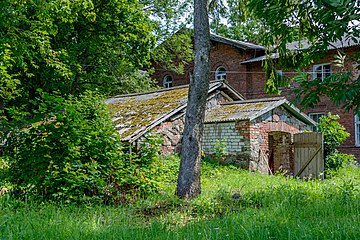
[215,66,227,80]
[312,63,331,81]
[163,75,172,88]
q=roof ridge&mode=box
[222,97,286,105]
[108,80,229,99]
[109,85,189,99]
[210,33,265,50]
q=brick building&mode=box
[151,34,265,90]
[106,81,244,154]
[151,34,360,160]
[203,97,314,174]
[107,82,315,174]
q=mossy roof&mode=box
[205,97,316,125]
[106,86,189,141]
[106,81,243,142]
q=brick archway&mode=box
[268,131,293,175]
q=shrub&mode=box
[0,157,10,188]
[324,152,356,176]
[2,91,160,204]
[317,113,353,174]
[318,113,349,158]
[213,139,228,163]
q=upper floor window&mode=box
[309,112,325,131]
[312,63,331,81]
[215,66,227,80]
[163,75,172,88]
[355,114,360,146]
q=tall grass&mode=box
[1,156,359,239]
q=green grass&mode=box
[1,156,360,239]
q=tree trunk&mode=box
[176,0,210,199]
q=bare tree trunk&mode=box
[176,0,210,199]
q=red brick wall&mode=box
[151,41,262,88]
[151,40,360,160]
[242,46,360,160]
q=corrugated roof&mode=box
[205,97,316,126]
[210,34,265,50]
[241,36,360,64]
[106,81,244,142]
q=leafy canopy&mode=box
[247,0,360,111]
[0,0,156,111]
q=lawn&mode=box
[1,156,360,239]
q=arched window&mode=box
[215,66,227,80]
[163,75,173,88]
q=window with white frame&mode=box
[355,114,360,146]
[163,75,172,88]
[215,66,227,80]
[312,63,331,81]
[309,112,325,131]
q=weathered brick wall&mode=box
[153,118,185,154]
[203,121,251,167]
[242,46,360,160]
[246,107,309,173]
[203,106,312,174]
[142,92,231,154]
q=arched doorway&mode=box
[268,131,293,175]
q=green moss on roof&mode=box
[205,101,272,122]
[107,87,189,140]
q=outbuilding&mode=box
[106,81,316,175]
[203,97,316,174]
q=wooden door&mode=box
[294,132,324,179]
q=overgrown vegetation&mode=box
[317,113,355,175]
[1,155,359,239]
[1,92,161,204]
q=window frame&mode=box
[355,114,360,147]
[312,63,331,81]
[163,75,173,88]
[308,112,326,132]
[215,66,227,80]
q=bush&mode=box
[318,113,349,158]
[0,157,10,188]
[2,91,160,204]
[325,152,356,176]
[317,113,353,174]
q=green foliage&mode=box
[317,113,354,174]
[247,0,360,111]
[318,113,350,157]
[2,92,160,204]
[213,139,228,163]
[210,0,264,43]
[0,157,10,188]
[263,57,291,95]
[2,156,360,239]
[151,28,194,74]
[325,152,356,176]
[0,0,156,113]
[0,44,20,105]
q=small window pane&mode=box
[309,113,325,131]
[312,64,331,81]
[163,75,172,88]
[215,66,227,80]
